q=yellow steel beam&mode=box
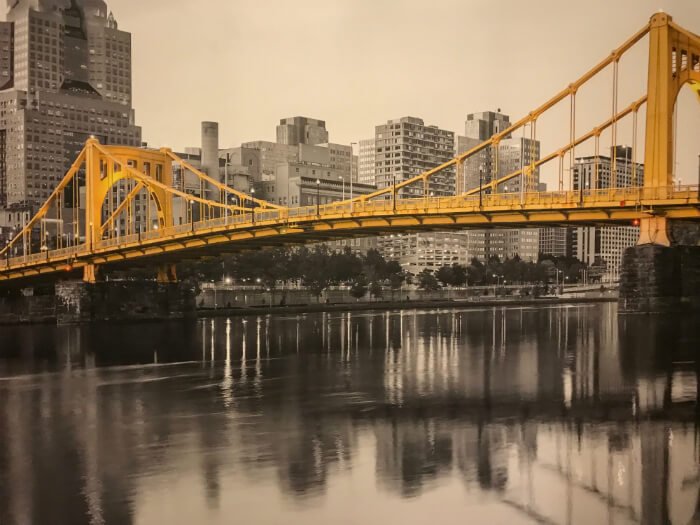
[0,147,86,258]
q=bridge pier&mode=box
[619,221,700,314]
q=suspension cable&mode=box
[611,59,619,188]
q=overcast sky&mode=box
[14,0,700,185]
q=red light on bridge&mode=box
[632,219,640,226]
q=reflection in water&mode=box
[0,304,699,524]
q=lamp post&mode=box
[339,175,345,201]
[392,172,397,212]
[479,167,483,208]
[316,179,321,217]
[250,187,256,224]
[350,142,356,212]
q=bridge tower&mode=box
[640,12,700,245]
[620,13,700,313]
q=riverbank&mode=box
[197,295,618,318]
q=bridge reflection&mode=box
[0,305,698,524]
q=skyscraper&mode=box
[457,111,540,262]
[572,146,644,281]
[371,116,464,274]
[0,0,141,208]
[375,116,454,197]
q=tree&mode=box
[301,246,334,302]
[350,276,368,300]
[436,266,454,287]
[451,263,468,287]
[417,269,440,291]
[369,281,384,301]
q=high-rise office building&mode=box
[572,146,644,281]
[375,116,454,197]
[457,111,540,262]
[358,138,376,186]
[0,0,141,209]
[370,116,463,274]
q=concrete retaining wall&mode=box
[0,281,197,325]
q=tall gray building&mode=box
[457,111,540,262]
[0,0,141,208]
[358,137,376,186]
[572,146,644,281]
[370,116,464,274]
[375,116,454,197]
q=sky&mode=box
[13,0,700,186]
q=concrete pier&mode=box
[619,244,700,314]
[0,281,196,325]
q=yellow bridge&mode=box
[1,12,700,284]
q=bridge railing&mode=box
[2,185,699,275]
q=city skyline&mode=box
[4,0,693,191]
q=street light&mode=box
[392,172,397,212]
[250,187,256,224]
[479,167,484,208]
[316,179,321,217]
[350,142,356,212]
[339,175,345,201]
[189,198,196,232]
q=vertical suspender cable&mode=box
[570,91,576,193]
[632,108,639,191]
[673,95,678,189]
[611,60,619,188]
[594,133,600,191]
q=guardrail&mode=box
[2,185,698,275]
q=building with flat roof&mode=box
[358,138,376,186]
[276,116,329,146]
[572,146,644,281]
[457,110,540,263]
[370,116,464,273]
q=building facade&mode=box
[358,138,376,186]
[457,111,541,263]
[374,116,454,197]
[0,0,141,210]
[276,116,329,146]
[539,227,569,258]
[572,146,644,281]
[369,116,464,273]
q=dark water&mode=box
[0,304,699,525]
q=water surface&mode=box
[0,303,698,524]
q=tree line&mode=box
[177,246,590,300]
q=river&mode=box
[0,303,698,524]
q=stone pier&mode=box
[0,281,196,325]
[619,222,700,314]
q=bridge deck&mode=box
[1,186,699,282]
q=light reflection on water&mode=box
[0,303,699,525]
